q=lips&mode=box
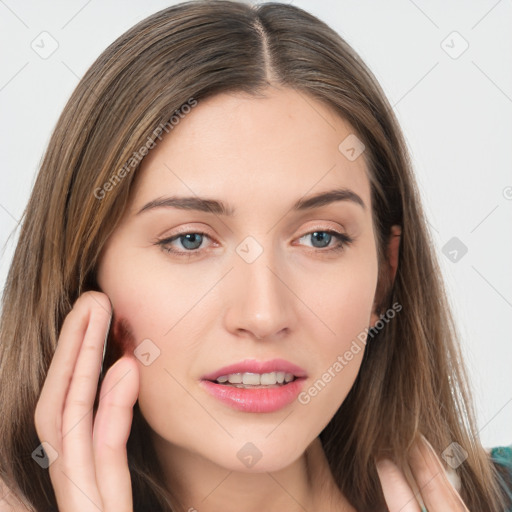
[200,358,307,413]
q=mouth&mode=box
[200,359,307,413]
[207,371,299,388]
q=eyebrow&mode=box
[136,187,366,216]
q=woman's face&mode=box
[96,86,380,473]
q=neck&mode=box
[149,432,356,512]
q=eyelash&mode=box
[156,229,354,259]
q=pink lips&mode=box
[200,358,307,413]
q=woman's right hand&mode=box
[34,291,139,511]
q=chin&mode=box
[204,432,313,473]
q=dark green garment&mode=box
[490,445,512,509]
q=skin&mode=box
[31,87,470,512]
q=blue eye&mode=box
[297,230,353,253]
[157,229,353,258]
[159,232,211,256]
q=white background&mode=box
[0,0,510,448]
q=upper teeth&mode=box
[215,372,295,385]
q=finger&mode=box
[93,356,139,512]
[376,459,422,512]
[34,292,111,510]
[57,292,112,509]
[35,292,110,448]
[49,292,110,512]
[409,436,469,511]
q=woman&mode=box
[0,1,511,510]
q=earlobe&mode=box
[370,224,402,328]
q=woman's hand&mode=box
[34,291,139,512]
[376,435,469,511]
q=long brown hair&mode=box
[0,1,510,510]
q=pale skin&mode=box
[25,87,471,511]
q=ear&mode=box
[370,224,401,328]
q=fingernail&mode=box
[419,434,439,459]
[420,435,462,492]
[375,458,396,473]
[445,466,462,491]
[100,312,112,377]
[419,433,433,449]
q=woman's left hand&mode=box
[376,435,470,511]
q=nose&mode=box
[223,245,295,342]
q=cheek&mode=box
[300,255,378,400]
[303,257,378,336]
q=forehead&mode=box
[131,87,371,216]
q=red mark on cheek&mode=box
[110,316,136,356]
[100,315,137,378]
